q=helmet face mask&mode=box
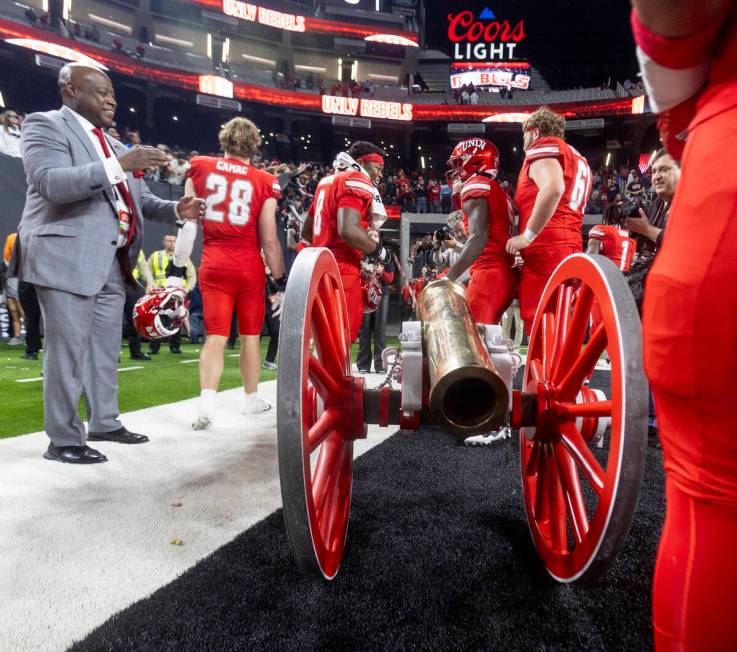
[133,287,189,340]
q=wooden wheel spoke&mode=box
[323,446,351,549]
[312,293,345,379]
[311,437,343,505]
[319,276,347,362]
[525,441,542,478]
[529,358,544,382]
[559,422,605,495]
[556,400,612,419]
[554,443,590,544]
[534,445,550,522]
[541,313,556,378]
[558,323,607,400]
[551,285,574,375]
[553,284,594,383]
[547,447,568,553]
[307,408,343,454]
[308,355,342,400]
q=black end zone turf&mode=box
[72,424,664,650]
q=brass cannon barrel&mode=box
[417,279,508,436]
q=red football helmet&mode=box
[447,138,500,184]
[361,269,383,313]
[133,287,189,340]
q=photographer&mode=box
[432,211,470,284]
[624,148,680,310]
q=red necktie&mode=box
[92,127,136,248]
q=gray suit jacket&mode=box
[18,105,178,296]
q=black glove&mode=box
[165,261,186,278]
[368,242,391,264]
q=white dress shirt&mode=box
[68,108,132,247]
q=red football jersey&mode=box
[186,156,280,269]
[515,136,592,249]
[460,174,515,271]
[588,224,636,272]
[308,170,374,273]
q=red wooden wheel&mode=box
[277,248,360,579]
[520,253,647,583]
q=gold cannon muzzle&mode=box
[418,279,509,436]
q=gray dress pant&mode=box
[35,259,125,447]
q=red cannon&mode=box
[277,248,647,583]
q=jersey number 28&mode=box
[204,173,253,226]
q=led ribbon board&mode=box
[321,95,413,121]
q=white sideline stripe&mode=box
[16,366,144,382]
[179,359,200,364]
[227,353,240,358]
[0,378,395,652]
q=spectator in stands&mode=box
[469,84,480,105]
[427,178,442,212]
[167,151,189,186]
[415,176,428,213]
[0,110,22,157]
[2,232,23,345]
[384,175,397,203]
[125,130,140,148]
[106,126,121,140]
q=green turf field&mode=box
[0,337,400,439]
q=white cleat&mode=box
[192,415,213,431]
[192,393,215,430]
[241,395,272,415]
[464,426,512,446]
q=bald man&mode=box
[18,63,205,464]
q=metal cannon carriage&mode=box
[277,248,647,583]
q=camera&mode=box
[622,196,651,218]
[434,225,453,242]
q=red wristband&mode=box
[630,9,723,69]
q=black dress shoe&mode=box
[131,351,152,360]
[170,347,182,354]
[87,427,149,444]
[21,352,38,360]
[44,444,108,464]
[374,367,386,374]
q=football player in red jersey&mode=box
[445,138,517,325]
[586,204,636,272]
[506,107,592,331]
[169,117,285,429]
[301,141,391,341]
[632,2,737,649]
[444,138,519,446]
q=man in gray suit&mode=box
[19,62,205,464]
